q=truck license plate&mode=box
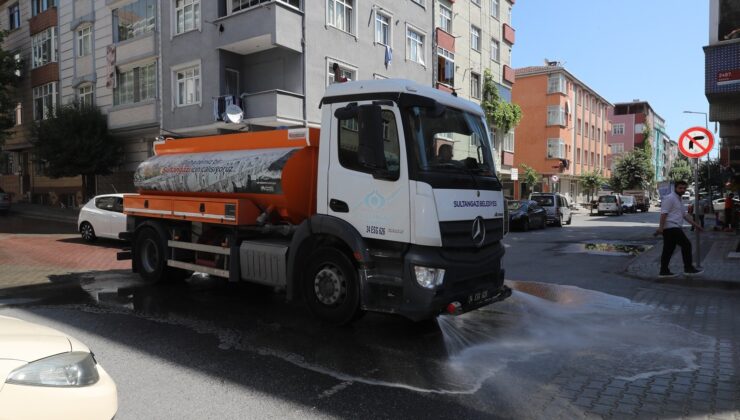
[467,289,489,304]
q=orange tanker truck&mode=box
[119,79,511,325]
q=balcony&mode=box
[503,24,515,45]
[503,65,515,85]
[108,100,159,131]
[242,90,304,127]
[216,2,302,55]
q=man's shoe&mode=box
[684,267,704,276]
[659,270,678,278]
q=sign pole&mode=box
[694,157,701,269]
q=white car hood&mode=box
[0,316,74,362]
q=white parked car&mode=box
[0,315,117,420]
[78,194,130,242]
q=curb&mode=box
[621,270,740,290]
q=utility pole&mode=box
[683,111,710,269]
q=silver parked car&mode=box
[529,192,572,227]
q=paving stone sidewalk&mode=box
[626,228,740,287]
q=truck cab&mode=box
[121,79,510,325]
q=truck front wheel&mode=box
[303,247,363,326]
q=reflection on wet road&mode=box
[11,273,713,399]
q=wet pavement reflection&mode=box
[560,241,653,256]
[8,273,714,397]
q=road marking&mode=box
[318,380,353,399]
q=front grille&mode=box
[439,218,504,249]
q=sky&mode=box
[511,0,715,157]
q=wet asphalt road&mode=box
[1,211,739,419]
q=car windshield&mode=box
[599,196,616,203]
[622,196,634,204]
[531,196,553,206]
[507,200,524,211]
[404,105,495,176]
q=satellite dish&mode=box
[225,104,244,124]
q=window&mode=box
[411,0,424,5]
[78,85,94,107]
[547,106,566,126]
[591,152,595,166]
[176,65,201,106]
[490,0,499,18]
[33,82,57,121]
[337,109,400,177]
[327,60,356,85]
[577,118,582,134]
[375,11,390,46]
[225,68,239,97]
[113,0,156,42]
[611,143,624,154]
[31,27,57,69]
[471,0,480,6]
[8,3,20,29]
[175,0,200,34]
[490,38,500,62]
[547,73,566,94]
[114,62,156,106]
[503,131,514,152]
[597,128,601,142]
[471,26,481,51]
[406,27,425,65]
[634,123,645,134]
[470,72,481,99]
[31,0,54,16]
[95,196,123,213]
[576,147,581,164]
[77,26,92,57]
[439,3,452,33]
[437,47,454,86]
[547,138,565,159]
[612,123,625,135]
[591,125,595,140]
[327,0,354,34]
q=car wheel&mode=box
[304,247,363,326]
[522,218,530,231]
[80,222,96,242]
[555,215,563,227]
[567,215,572,225]
[541,217,547,229]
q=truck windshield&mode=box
[404,105,495,176]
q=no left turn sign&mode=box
[678,126,714,159]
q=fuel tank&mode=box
[133,128,319,224]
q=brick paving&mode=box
[0,233,128,288]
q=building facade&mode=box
[432,0,516,197]
[512,63,611,204]
[705,0,740,187]
[607,100,666,183]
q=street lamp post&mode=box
[683,110,709,269]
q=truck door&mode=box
[326,103,411,244]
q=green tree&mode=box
[579,170,606,214]
[481,69,522,134]
[698,159,726,195]
[668,157,692,183]
[610,148,655,191]
[0,31,22,147]
[32,104,122,200]
[520,164,540,195]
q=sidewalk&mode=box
[9,202,79,225]
[626,226,740,288]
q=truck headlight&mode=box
[6,352,100,387]
[414,266,445,289]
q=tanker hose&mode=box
[256,205,276,226]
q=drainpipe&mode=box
[301,5,307,128]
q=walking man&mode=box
[656,180,704,277]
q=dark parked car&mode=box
[621,195,637,213]
[507,200,547,231]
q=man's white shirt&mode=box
[661,192,685,229]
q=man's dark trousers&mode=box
[661,228,692,272]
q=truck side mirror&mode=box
[357,105,385,170]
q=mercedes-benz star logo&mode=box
[471,216,486,248]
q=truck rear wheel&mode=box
[303,247,362,326]
[135,227,191,284]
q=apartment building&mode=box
[607,100,667,182]
[433,0,516,197]
[706,0,740,185]
[160,0,432,136]
[512,63,612,203]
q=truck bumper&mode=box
[361,242,509,321]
